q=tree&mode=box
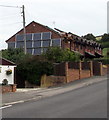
[43,47,64,63]
[101,33,109,42]
[82,33,96,41]
[43,47,80,63]
[1,48,32,64]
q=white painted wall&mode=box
[0,65,16,84]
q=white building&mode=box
[0,58,16,85]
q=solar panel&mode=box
[16,41,24,48]
[26,41,32,48]
[8,42,15,48]
[34,48,41,55]
[42,40,50,47]
[33,33,41,40]
[26,34,32,41]
[27,49,33,54]
[34,41,41,48]
[52,39,61,46]
[16,34,24,41]
[42,32,51,40]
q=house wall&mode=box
[6,21,103,58]
[0,65,15,84]
[6,21,61,43]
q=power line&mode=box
[0,5,21,8]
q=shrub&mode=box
[17,56,53,85]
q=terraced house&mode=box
[6,21,103,59]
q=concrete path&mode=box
[2,75,107,106]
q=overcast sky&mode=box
[0,0,108,50]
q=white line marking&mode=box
[0,105,12,110]
[4,100,24,106]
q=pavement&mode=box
[1,75,107,107]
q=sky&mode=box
[0,0,108,50]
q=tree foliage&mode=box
[101,33,109,42]
[99,33,109,48]
[1,48,32,64]
[82,33,96,41]
[43,47,80,63]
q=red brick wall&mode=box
[0,84,17,93]
[102,66,108,76]
[67,69,80,83]
[41,61,105,88]
[41,75,66,87]
[80,70,91,79]
[7,21,61,43]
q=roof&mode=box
[0,58,16,66]
[6,21,61,43]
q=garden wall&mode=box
[41,61,107,87]
[0,84,17,93]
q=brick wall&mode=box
[41,75,66,87]
[80,70,91,79]
[102,65,108,76]
[67,69,80,83]
[40,61,106,88]
[41,61,94,87]
[0,84,17,93]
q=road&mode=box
[2,80,107,118]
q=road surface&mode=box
[2,80,107,118]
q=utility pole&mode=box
[22,5,26,54]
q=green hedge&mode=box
[94,58,109,65]
[17,57,53,85]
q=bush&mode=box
[17,56,53,85]
[94,58,109,65]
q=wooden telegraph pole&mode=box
[22,5,26,54]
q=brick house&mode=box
[6,21,103,58]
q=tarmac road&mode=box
[2,80,107,118]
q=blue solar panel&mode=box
[8,42,15,48]
[34,41,41,48]
[43,40,50,47]
[34,48,41,55]
[33,33,41,40]
[42,32,51,40]
[16,34,24,41]
[16,41,24,48]
[26,41,32,48]
[26,34,32,41]
[52,39,61,46]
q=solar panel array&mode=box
[8,32,61,55]
[8,42,15,48]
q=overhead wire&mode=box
[0,5,21,8]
